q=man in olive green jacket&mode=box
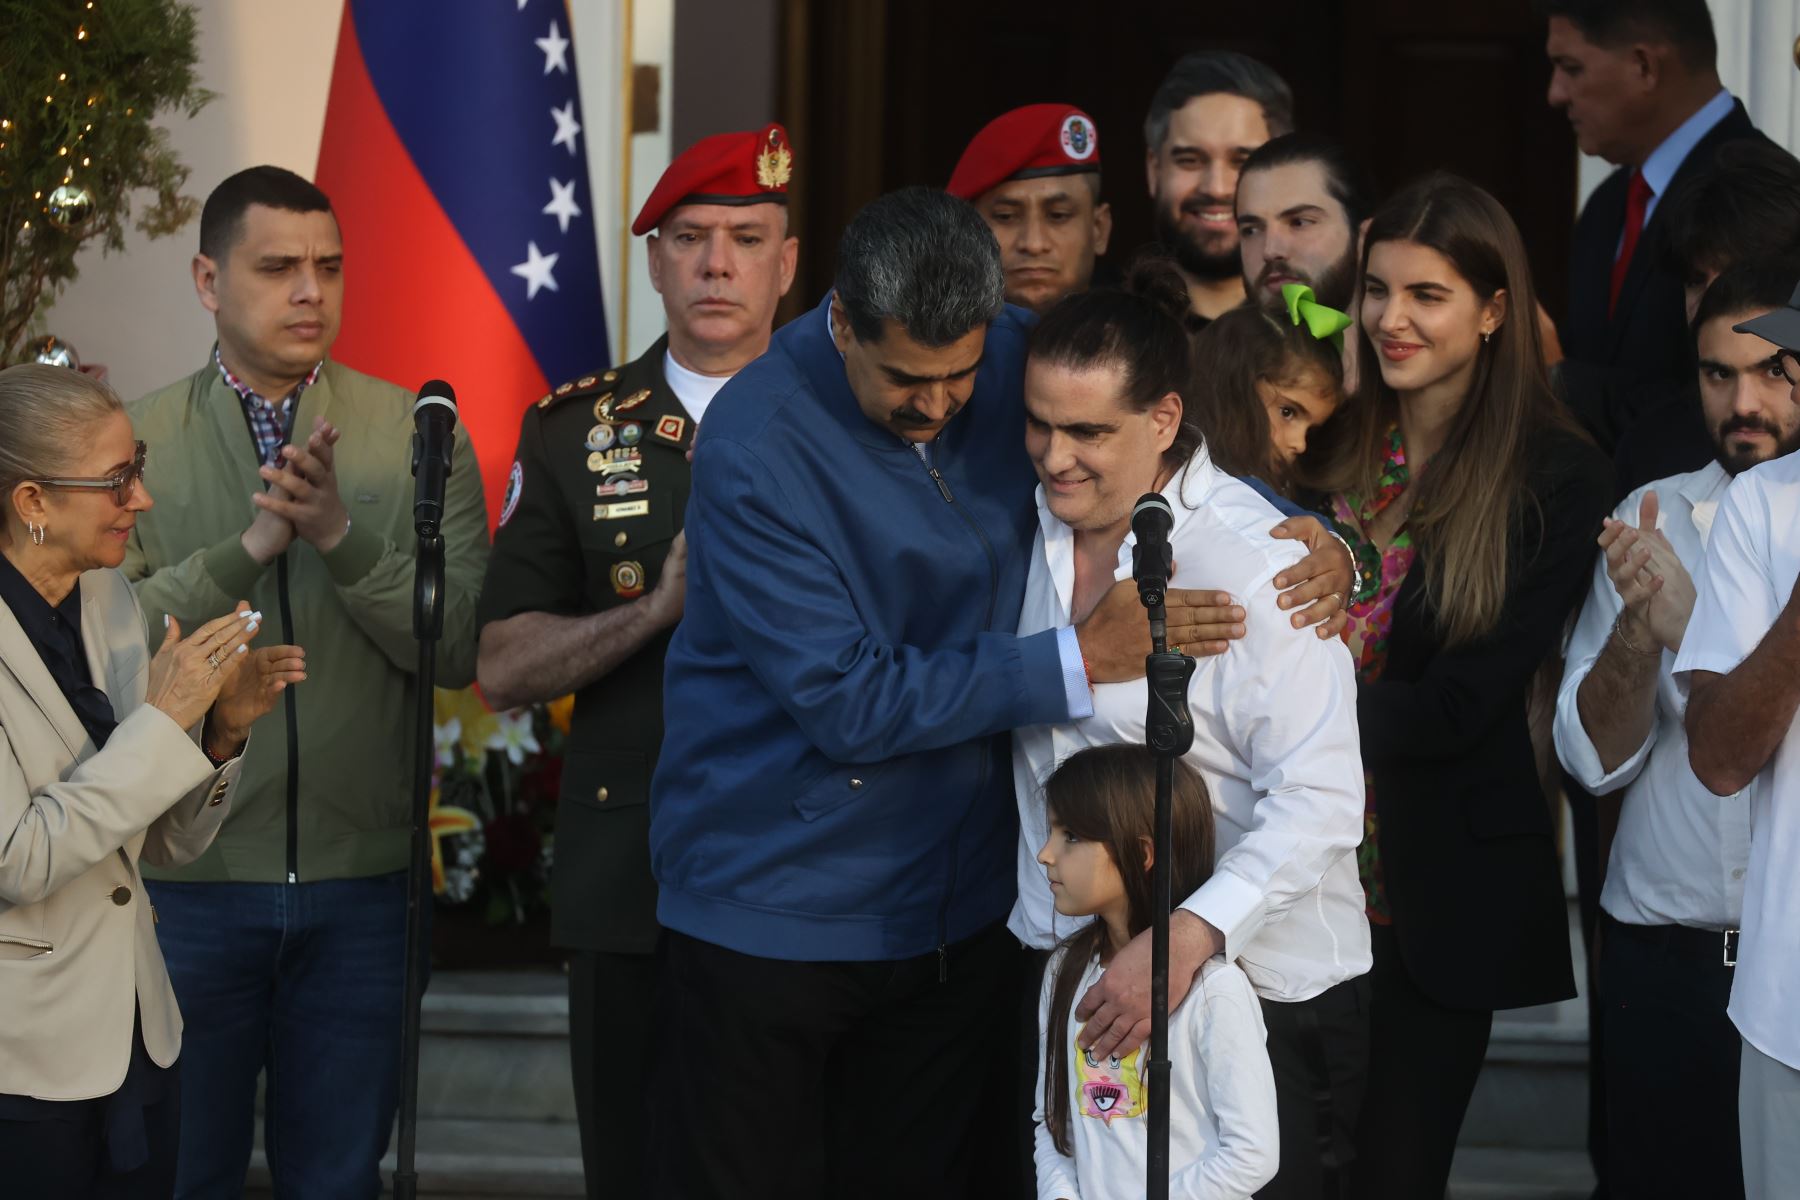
[122,166,488,1198]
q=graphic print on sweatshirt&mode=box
[1077,1044,1147,1123]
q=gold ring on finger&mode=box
[206,650,224,671]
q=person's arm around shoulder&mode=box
[694,434,1071,761]
[1680,471,1800,794]
[1169,961,1279,1199]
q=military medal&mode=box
[597,477,650,498]
[586,423,617,452]
[618,421,643,447]
[591,392,614,422]
[610,560,646,599]
[594,499,650,520]
[652,414,688,446]
[596,447,643,476]
[586,451,607,472]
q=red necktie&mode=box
[1609,169,1653,318]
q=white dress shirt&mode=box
[1009,445,1371,1002]
[1554,463,1751,930]
[1673,452,1800,1070]
[1034,955,1277,1200]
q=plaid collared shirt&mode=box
[214,347,322,466]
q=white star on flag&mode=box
[511,241,560,300]
[550,101,582,155]
[535,20,570,74]
[515,0,528,9]
[543,177,582,233]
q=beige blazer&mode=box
[0,566,243,1101]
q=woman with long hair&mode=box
[1303,174,1612,1197]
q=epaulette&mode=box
[536,366,621,410]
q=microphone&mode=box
[411,380,458,537]
[1131,493,1175,651]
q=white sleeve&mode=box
[1169,966,1281,1199]
[1033,949,1086,1200]
[1179,603,1363,959]
[1674,471,1778,679]
[1552,492,1655,794]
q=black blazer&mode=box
[1560,99,1770,458]
[1360,429,1612,1011]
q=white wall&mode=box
[38,0,673,398]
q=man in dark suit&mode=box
[1543,0,1772,458]
[1613,142,1800,495]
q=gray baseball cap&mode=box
[1735,279,1800,351]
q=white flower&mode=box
[486,709,541,765]
[434,717,462,769]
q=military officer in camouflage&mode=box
[473,124,798,1198]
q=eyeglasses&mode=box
[30,441,147,506]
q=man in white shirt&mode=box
[1011,283,1368,1198]
[1554,263,1800,1198]
[1679,273,1800,1200]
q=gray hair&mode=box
[834,187,1005,346]
[0,364,125,504]
[1143,51,1295,155]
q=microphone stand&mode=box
[394,443,449,1200]
[1133,533,1195,1200]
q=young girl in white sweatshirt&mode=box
[1033,745,1279,1200]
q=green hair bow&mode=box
[1282,283,1352,353]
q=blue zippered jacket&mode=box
[649,295,1074,961]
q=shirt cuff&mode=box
[1553,685,1653,795]
[1180,868,1265,961]
[1054,625,1093,720]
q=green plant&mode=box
[0,0,212,364]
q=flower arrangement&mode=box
[430,686,572,926]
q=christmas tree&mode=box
[0,0,211,365]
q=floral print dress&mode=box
[1329,424,1417,925]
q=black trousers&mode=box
[0,1083,180,1200]
[568,948,658,1200]
[1351,923,1493,1200]
[1259,974,1373,1200]
[1598,914,1744,1200]
[650,921,1017,1200]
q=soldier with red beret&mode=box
[948,104,1113,314]
[474,123,798,1200]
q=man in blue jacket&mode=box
[648,188,1238,1197]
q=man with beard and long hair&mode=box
[1553,260,1800,1200]
[1236,134,1371,317]
[1143,51,1293,328]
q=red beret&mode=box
[946,104,1100,203]
[632,123,793,236]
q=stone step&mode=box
[417,968,575,1124]
[246,1117,584,1197]
[243,1118,1594,1198]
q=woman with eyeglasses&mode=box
[0,364,305,1198]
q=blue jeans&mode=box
[146,872,412,1200]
